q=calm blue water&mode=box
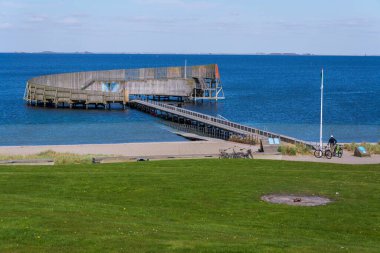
[0,53,379,145]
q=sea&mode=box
[0,53,379,146]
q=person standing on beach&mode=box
[328,135,337,152]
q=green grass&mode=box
[0,159,379,252]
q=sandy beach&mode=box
[0,139,379,165]
[0,139,252,158]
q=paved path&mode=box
[279,153,380,165]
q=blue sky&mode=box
[0,0,379,54]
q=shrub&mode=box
[278,144,311,156]
[228,135,257,145]
[0,150,104,165]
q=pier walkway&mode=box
[131,100,312,147]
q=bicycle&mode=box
[313,145,332,159]
[219,149,231,159]
[219,147,253,159]
[332,145,343,158]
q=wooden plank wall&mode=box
[28,65,217,90]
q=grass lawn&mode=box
[0,159,379,252]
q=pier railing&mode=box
[132,100,312,147]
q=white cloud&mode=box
[117,15,196,25]
[0,1,28,9]
[58,16,82,26]
[138,0,183,4]
[0,22,11,29]
[28,15,48,23]
[134,0,218,9]
[263,18,380,33]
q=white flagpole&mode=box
[320,69,324,149]
[184,59,187,79]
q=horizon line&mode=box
[0,51,379,57]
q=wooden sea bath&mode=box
[24,64,224,109]
[24,64,312,150]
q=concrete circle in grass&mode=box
[261,194,331,206]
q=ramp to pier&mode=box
[131,100,312,147]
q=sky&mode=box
[0,0,380,55]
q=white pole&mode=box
[319,69,324,149]
[184,59,187,79]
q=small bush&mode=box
[0,150,106,165]
[278,145,296,156]
[289,147,297,156]
[278,144,311,156]
[228,135,257,145]
[295,144,311,155]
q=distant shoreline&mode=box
[1,52,379,57]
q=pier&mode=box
[130,100,312,147]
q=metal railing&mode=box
[132,99,312,147]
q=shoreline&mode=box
[0,140,379,165]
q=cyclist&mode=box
[328,135,337,153]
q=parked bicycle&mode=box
[219,148,231,159]
[332,144,343,158]
[313,145,332,159]
[219,147,253,159]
